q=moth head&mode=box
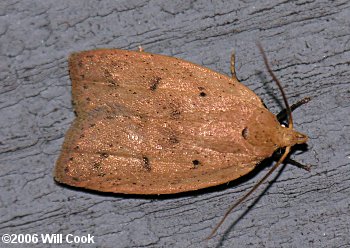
[280,127,308,147]
[243,108,308,148]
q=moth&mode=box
[54,46,310,236]
[55,47,308,194]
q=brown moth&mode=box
[54,47,308,197]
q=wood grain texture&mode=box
[1,0,349,247]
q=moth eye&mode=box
[242,127,249,139]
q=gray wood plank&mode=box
[1,0,349,247]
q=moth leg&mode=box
[285,157,311,172]
[138,45,144,52]
[273,150,311,172]
[277,97,311,122]
[230,50,236,79]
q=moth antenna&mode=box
[207,44,294,239]
[207,147,291,239]
[256,42,293,129]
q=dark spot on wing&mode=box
[198,86,207,97]
[104,69,118,86]
[169,134,179,144]
[142,156,151,171]
[170,109,181,119]
[242,127,249,139]
[150,77,162,91]
[93,162,101,169]
[99,152,109,158]
[192,159,200,168]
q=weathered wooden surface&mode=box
[0,1,349,247]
